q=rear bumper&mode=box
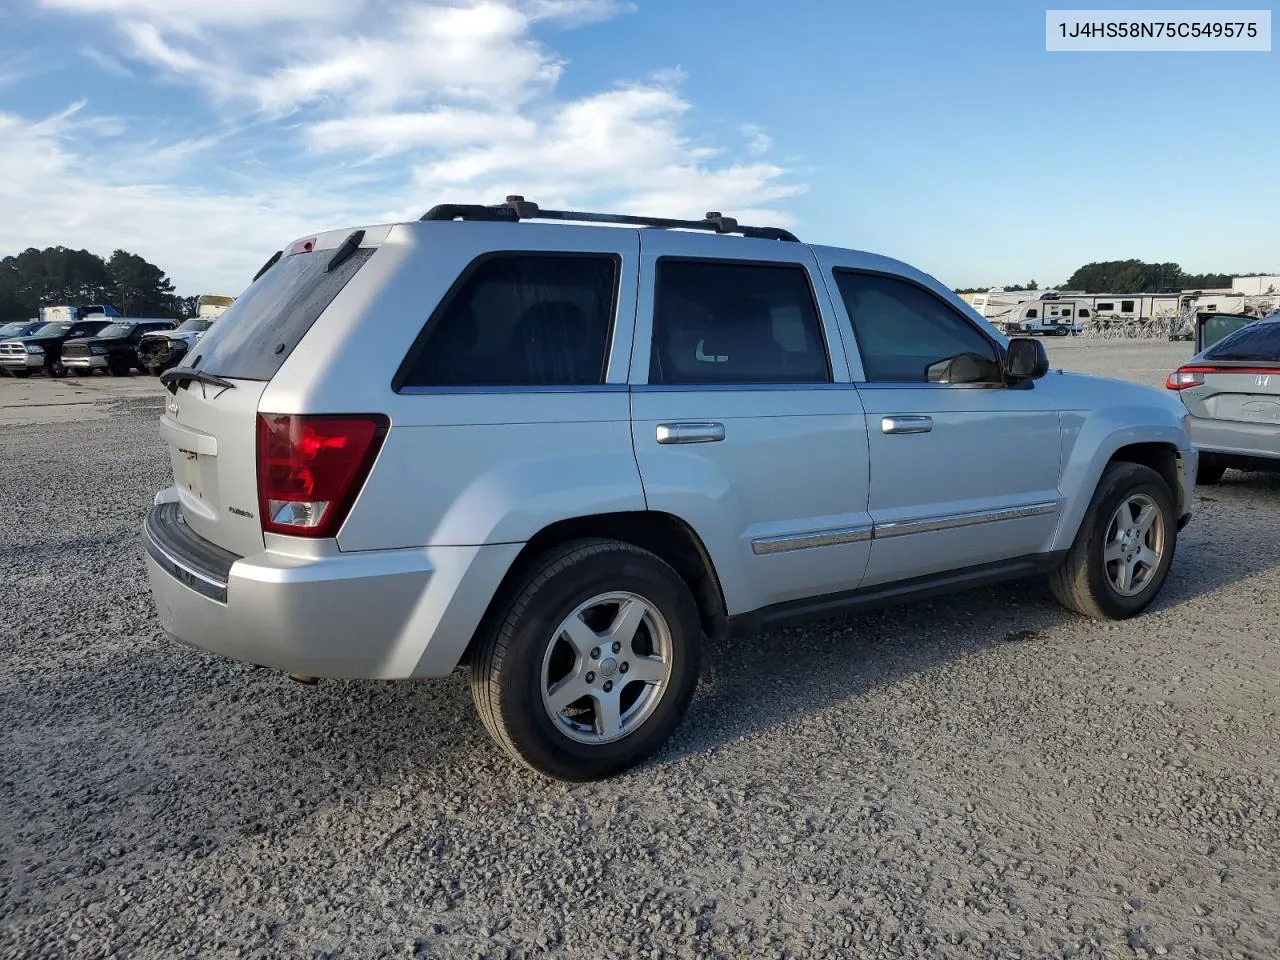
[143,497,521,679]
[1188,415,1280,461]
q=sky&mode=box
[0,0,1275,297]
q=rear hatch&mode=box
[1179,319,1280,425]
[160,233,378,558]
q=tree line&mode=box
[0,246,205,323]
[958,260,1260,296]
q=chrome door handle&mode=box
[881,415,933,435]
[656,422,725,444]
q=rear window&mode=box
[397,253,618,388]
[1204,320,1280,360]
[188,246,374,381]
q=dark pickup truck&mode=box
[0,319,115,377]
[62,319,177,376]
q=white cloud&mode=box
[252,3,561,114]
[81,46,134,77]
[741,123,773,156]
[307,109,537,157]
[15,0,804,293]
[44,0,352,30]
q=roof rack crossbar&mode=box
[420,196,799,242]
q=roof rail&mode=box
[420,196,799,242]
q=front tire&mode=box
[1048,462,1177,620]
[108,356,131,376]
[470,539,703,781]
[44,358,66,378]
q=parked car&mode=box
[1166,312,1280,484]
[144,198,1195,781]
[62,319,177,376]
[0,318,114,377]
[0,321,46,374]
[0,320,44,339]
[137,318,215,375]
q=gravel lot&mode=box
[2,341,1278,960]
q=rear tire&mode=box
[470,539,703,781]
[1196,454,1226,485]
[1048,462,1177,620]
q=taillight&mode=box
[1165,367,1209,390]
[256,414,389,538]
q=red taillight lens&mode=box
[256,414,389,538]
[1165,366,1211,390]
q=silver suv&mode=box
[144,198,1196,780]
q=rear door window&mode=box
[188,246,374,381]
[649,260,830,385]
[397,253,618,388]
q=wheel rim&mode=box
[1103,493,1165,597]
[540,591,673,745]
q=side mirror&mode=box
[1005,337,1049,382]
[925,352,994,384]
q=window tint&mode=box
[1121,300,1135,312]
[649,260,829,385]
[1204,320,1280,360]
[95,323,137,339]
[191,247,374,381]
[1026,308,1038,318]
[1097,302,1114,311]
[1079,309,1090,317]
[834,271,1001,384]
[401,254,616,388]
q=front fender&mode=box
[1052,399,1192,551]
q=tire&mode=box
[10,369,29,378]
[108,356,130,377]
[44,358,66,378]
[1196,454,1226,486]
[1048,462,1177,620]
[470,538,703,781]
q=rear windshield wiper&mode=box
[326,229,365,273]
[160,368,237,395]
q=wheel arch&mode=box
[1053,432,1187,551]
[458,511,728,666]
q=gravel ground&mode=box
[2,343,1278,960]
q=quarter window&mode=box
[649,260,830,385]
[400,254,617,387]
[833,271,1001,384]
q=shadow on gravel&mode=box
[656,577,1074,767]
[656,472,1280,768]
[1158,471,1280,603]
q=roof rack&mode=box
[420,196,799,242]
